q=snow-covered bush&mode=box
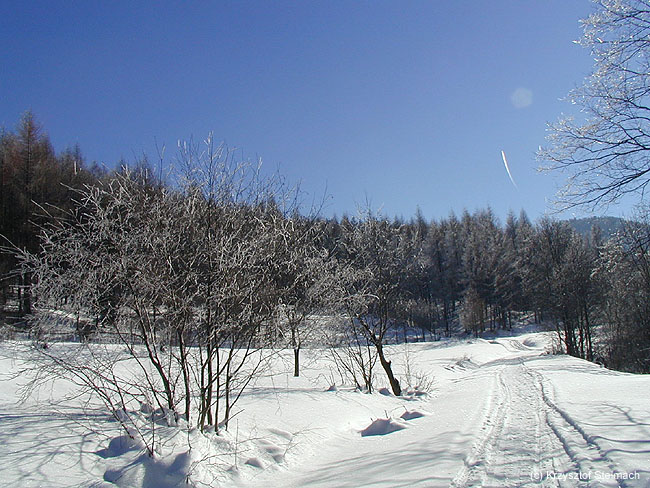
[16,136,309,453]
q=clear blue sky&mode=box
[2,1,611,222]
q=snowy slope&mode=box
[0,330,649,487]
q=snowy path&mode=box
[451,358,623,487]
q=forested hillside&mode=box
[566,216,626,241]
[2,112,648,382]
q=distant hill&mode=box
[565,216,627,241]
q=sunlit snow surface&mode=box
[1,329,649,487]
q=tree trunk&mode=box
[583,303,593,361]
[293,347,300,377]
[17,283,22,314]
[376,343,401,396]
[291,322,301,377]
[178,329,191,423]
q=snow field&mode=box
[0,330,649,487]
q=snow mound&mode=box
[96,434,145,459]
[259,439,285,463]
[400,409,428,421]
[360,418,407,437]
[140,402,154,415]
[268,427,293,440]
[245,457,264,468]
[378,387,392,396]
[403,388,429,399]
[326,384,338,392]
[103,450,191,488]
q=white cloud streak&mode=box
[501,150,518,190]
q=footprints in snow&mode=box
[244,427,294,469]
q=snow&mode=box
[399,409,428,421]
[96,435,146,459]
[359,418,408,437]
[1,328,649,487]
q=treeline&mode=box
[0,113,162,316]
[0,113,102,315]
[1,113,649,432]
[317,200,650,374]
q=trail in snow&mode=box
[451,360,623,487]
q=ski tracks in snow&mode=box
[452,360,625,488]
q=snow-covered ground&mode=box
[1,329,649,487]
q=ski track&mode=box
[452,359,625,488]
[488,338,531,353]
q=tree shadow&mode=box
[0,407,117,487]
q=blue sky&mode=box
[1,1,611,221]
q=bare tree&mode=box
[540,0,650,209]
[273,214,329,377]
[596,208,650,371]
[521,218,596,359]
[333,211,416,396]
[16,136,297,455]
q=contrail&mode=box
[501,150,518,190]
